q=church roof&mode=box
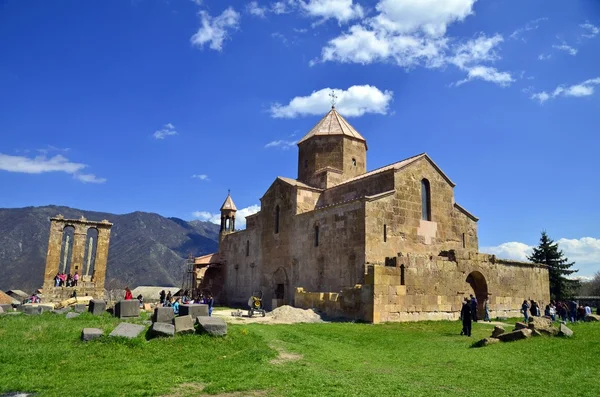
[297,107,367,147]
[220,193,237,211]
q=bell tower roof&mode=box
[220,192,237,211]
[297,107,367,148]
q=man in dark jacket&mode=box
[460,298,472,336]
[470,294,478,322]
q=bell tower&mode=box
[219,190,237,237]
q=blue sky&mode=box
[1,0,599,275]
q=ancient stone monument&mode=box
[42,214,112,301]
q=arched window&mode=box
[314,225,319,247]
[421,179,431,221]
[275,205,280,234]
[352,158,357,167]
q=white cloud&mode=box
[580,22,599,39]
[510,17,548,41]
[265,140,297,149]
[191,0,203,5]
[153,123,177,139]
[299,0,364,24]
[75,173,107,184]
[482,237,600,277]
[192,174,209,181]
[270,85,393,118]
[552,42,577,56]
[190,7,241,51]
[530,77,600,103]
[0,153,106,183]
[315,2,513,87]
[455,65,514,87]
[538,53,551,61]
[192,204,260,229]
[36,145,70,155]
[247,1,267,18]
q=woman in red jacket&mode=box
[124,287,133,300]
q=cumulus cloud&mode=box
[299,0,364,24]
[247,1,267,18]
[509,17,548,42]
[192,204,260,229]
[192,174,209,181]
[265,140,298,149]
[580,22,599,39]
[190,7,240,51]
[530,77,600,103]
[271,85,393,118]
[153,123,177,139]
[315,1,513,87]
[0,153,106,183]
[482,237,600,276]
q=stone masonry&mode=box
[197,106,550,322]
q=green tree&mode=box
[528,231,580,300]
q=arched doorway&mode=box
[200,265,225,303]
[272,267,289,309]
[466,271,488,317]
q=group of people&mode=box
[460,294,491,337]
[522,299,597,323]
[53,272,79,287]
[158,289,214,316]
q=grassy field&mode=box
[0,312,598,397]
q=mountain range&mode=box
[0,205,220,292]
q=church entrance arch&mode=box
[466,271,488,316]
[272,267,289,309]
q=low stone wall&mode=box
[42,286,105,303]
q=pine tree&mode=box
[528,231,580,300]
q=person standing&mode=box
[173,298,180,315]
[73,272,79,287]
[460,298,472,336]
[568,300,577,322]
[159,290,166,305]
[470,294,478,322]
[166,291,172,306]
[521,300,530,323]
[207,293,214,317]
[483,298,491,322]
[549,302,556,322]
[584,304,592,317]
[124,287,133,300]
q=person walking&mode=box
[470,294,478,322]
[460,298,472,336]
[521,300,530,323]
[483,298,491,322]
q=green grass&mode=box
[0,313,598,397]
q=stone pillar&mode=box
[43,220,64,290]
[93,226,111,294]
[70,224,88,276]
[231,217,235,231]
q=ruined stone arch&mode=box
[272,267,289,308]
[466,270,488,315]
[59,225,75,274]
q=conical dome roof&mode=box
[297,107,366,147]
[220,193,237,211]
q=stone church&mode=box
[196,106,549,323]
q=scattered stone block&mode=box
[109,323,145,339]
[153,307,175,324]
[196,316,227,336]
[179,304,208,318]
[151,322,175,337]
[585,314,600,322]
[82,328,104,342]
[174,315,195,334]
[0,306,3,314]
[66,312,80,319]
[114,300,140,319]
[514,322,528,331]
[0,304,12,312]
[537,327,559,336]
[497,328,532,342]
[528,316,553,329]
[559,323,573,337]
[473,337,500,348]
[52,307,71,315]
[89,300,107,316]
[491,326,505,338]
[21,305,43,315]
[74,304,87,313]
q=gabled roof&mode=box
[297,107,367,147]
[277,176,324,192]
[454,203,479,221]
[220,193,237,211]
[334,153,456,188]
[194,252,224,266]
